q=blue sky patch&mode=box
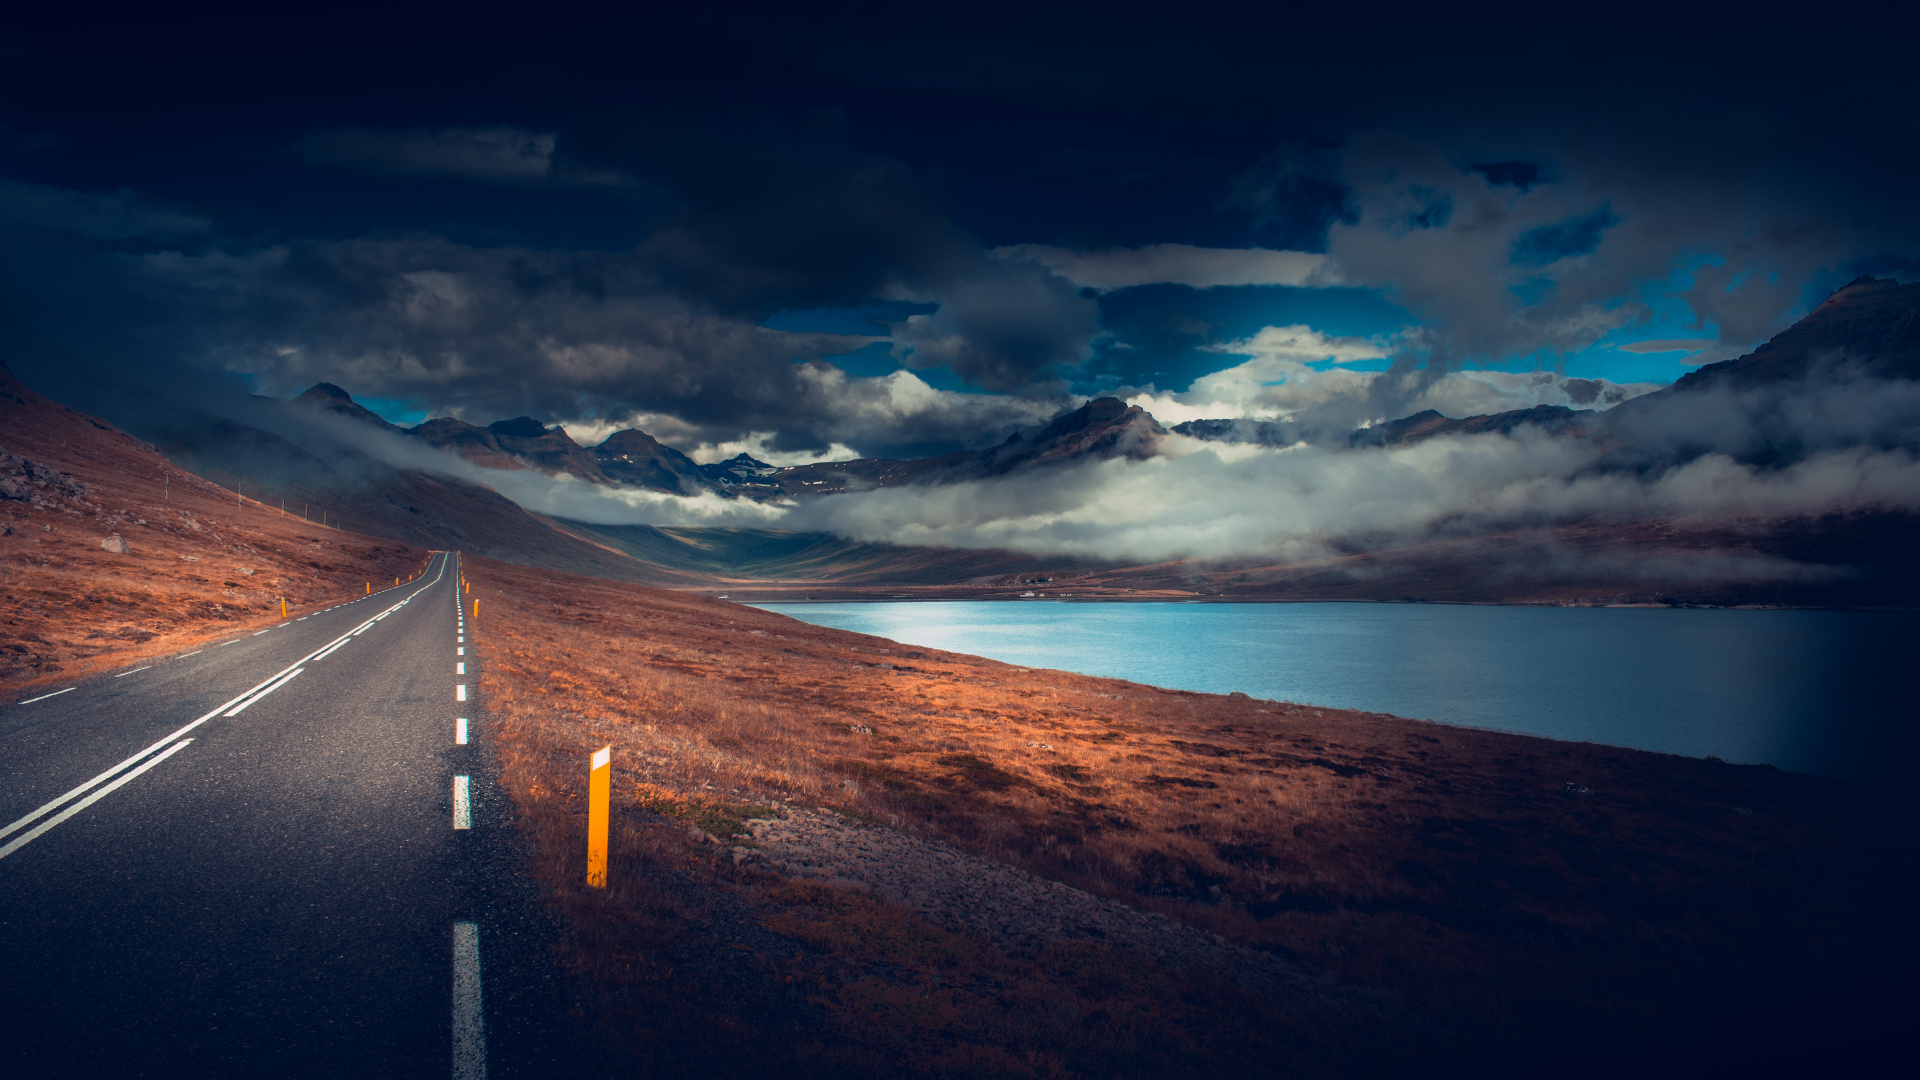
[1512,205,1618,267]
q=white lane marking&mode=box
[0,583,412,845]
[456,718,468,745]
[296,617,308,621]
[451,920,486,1080]
[279,622,290,628]
[0,552,461,845]
[253,629,272,636]
[456,684,467,701]
[223,669,303,717]
[18,688,77,705]
[311,637,352,662]
[452,776,472,829]
[112,667,152,678]
[0,740,193,861]
[177,650,203,658]
[214,640,237,647]
[456,662,465,675]
[457,647,464,655]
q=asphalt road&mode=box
[0,552,579,1078]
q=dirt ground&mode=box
[467,553,1911,1077]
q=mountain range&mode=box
[289,274,1920,491]
[6,275,1917,607]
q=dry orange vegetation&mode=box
[469,554,1903,1075]
[0,366,428,690]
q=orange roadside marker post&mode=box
[473,599,479,621]
[587,745,611,888]
[280,597,287,618]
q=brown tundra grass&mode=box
[0,368,429,691]
[468,554,1905,1076]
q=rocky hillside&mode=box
[1671,275,1920,392]
[0,362,430,688]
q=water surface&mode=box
[758,601,1915,782]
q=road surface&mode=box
[0,552,577,1077]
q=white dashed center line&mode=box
[112,667,151,678]
[451,921,486,1079]
[452,776,472,829]
[456,684,467,701]
[456,718,469,745]
[456,662,465,675]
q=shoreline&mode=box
[749,597,1909,786]
[469,552,1912,1073]
[692,586,1911,612]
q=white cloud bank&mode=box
[782,434,1920,565]
[1124,325,1660,427]
[419,373,1920,573]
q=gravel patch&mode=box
[738,806,1332,998]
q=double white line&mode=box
[0,553,449,862]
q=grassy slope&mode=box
[467,553,1909,1076]
[0,367,431,689]
[553,519,1107,585]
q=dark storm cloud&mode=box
[3,103,1101,453]
[567,112,1101,391]
[109,233,1062,458]
[1471,162,1543,191]
[2,1,1917,461]
[293,127,598,185]
[0,178,208,238]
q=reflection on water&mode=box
[758,601,1917,783]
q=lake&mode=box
[757,601,1917,782]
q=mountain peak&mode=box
[292,382,400,431]
[1036,396,1133,441]
[298,382,356,403]
[1671,273,1920,393]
